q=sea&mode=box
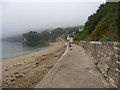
[1,41,50,59]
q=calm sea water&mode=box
[1,41,50,59]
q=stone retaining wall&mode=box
[78,41,120,88]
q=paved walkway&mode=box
[36,44,112,88]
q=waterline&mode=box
[2,41,50,59]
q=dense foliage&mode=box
[78,2,119,42]
[23,26,83,43]
[23,31,39,43]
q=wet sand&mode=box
[2,42,66,88]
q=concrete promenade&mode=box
[36,44,112,88]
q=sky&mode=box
[2,1,106,38]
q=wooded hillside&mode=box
[78,2,119,42]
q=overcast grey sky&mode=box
[2,2,105,38]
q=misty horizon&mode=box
[2,2,104,38]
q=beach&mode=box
[2,42,66,88]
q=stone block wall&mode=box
[78,41,120,88]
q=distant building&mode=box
[69,35,74,44]
[70,37,74,44]
[79,27,83,32]
[67,35,70,41]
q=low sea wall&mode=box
[78,41,120,88]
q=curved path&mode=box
[36,44,112,88]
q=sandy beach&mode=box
[2,42,66,88]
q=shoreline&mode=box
[2,42,66,88]
[2,44,52,61]
[2,43,53,60]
